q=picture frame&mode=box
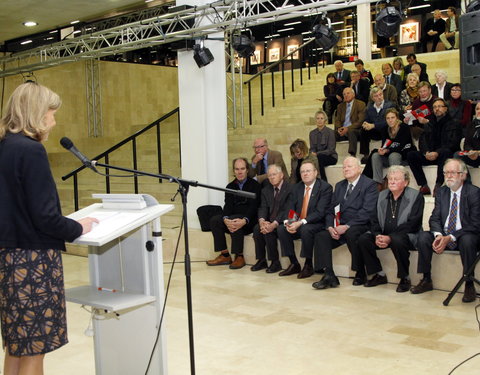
[287,44,299,59]
[250,49,261,65]
[268,47,280,62]
[399,22,419,44]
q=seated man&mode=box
[350,70,370,104]
[407,98,462,195]
[333,60,351,86]
[207,157,261,269]
[420,9,446,53]
[382,63,403,96]
[251,164,293,273]
[439,6,459,50]
[334,87,366,157]
[249,138,289,185]
[277,160,332,279]
[406,81,437,142]
[372,74,397,105]
[360,87,396,163]
[412,159,480,303]
[358,166,424,292]
[312,157,378,289]
[354,58,373,85]
[454,102,480,169]
[404,53,428,79]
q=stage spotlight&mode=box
[193,42,214,68]
[312,16,339,51]
[375,1,403,38]
[232,33,255,58]
[467,0,480,12]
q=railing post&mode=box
[290,54,294,92]
[281,60,285,99]
[271,71,275,108]
[156,122,163,183]
[73,174,79,212]
[260,73,264,116]
[132,138,138,194]
[248,82,252,125]
[177,111,182,166]
[300,49,303,86]
[105,154,110,193]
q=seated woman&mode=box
[447,83,472,135]
[399,72,419,113]
[309,110,338,182]
[288,139,319,184]
[317,73,341,123]
[368,109,416,190]
[455,102,480,168]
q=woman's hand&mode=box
[77,217,100,234]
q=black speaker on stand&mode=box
[460,10,480,101]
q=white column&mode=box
[356,3,372,61]
[177,0,228,228]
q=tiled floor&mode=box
[1,254,478,375]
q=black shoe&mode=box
[250,259,267,272]
[462,283,477,303]
[279,263,301,276]
[352,272,366,286]
[410,278,433,294]
[360,156,369,164]
[266,260,282,273]
[364,274,388,287]
[396,278,411,293]
[297,264,314,279]
[312,274,340,289]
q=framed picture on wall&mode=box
[287,44,299,59]
[250,49,261,65]
[399,22,419,44]
[269,47,280,62]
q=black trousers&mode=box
[209,214,253,254]
[406,149,452,186]
[316,154,337,182]
[358,232,414,278]
[421,34,441,53]
[360,128,382,156]
[336,128,361,156]
[416,231,479,275]
[253,224,280,261]
[277,223,323,259]
[314,225,369,273]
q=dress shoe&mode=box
[297,264,314,279]
[251,259,267,272]
[266,260,282,273]
[419,185,431,195]
[410,278,433,294]
[462,283,477,303]
[279,263,301,276]
[352,276,366,286]
[312,274,340,289]
[364,273,388,287]
[396,278,411,293]
[229,255,245,269]
[206,254,232,266]
[360,156,369,165]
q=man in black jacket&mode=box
[420,9,446,53]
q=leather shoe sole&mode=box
[297,265,314,279]
[312,275,340,290]
[364,274,388,287]
[206,255,232,266]
[396,279,411,293]
[279,263,301,276]
[410,279,433,294]
[352,277,366,286]
[251,259,267,272]
[266,261,282,273]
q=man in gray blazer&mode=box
[412,159,480,303]
[312,157,378,289]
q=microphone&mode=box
[60,137,97,172]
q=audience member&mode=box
[407,98,462,195]
[207,158,261,269]
[360,87,396,162]
[382,63,403,96]
[392,57,405,81]
[404,53,428,79]
[309,110,338,182]
[358,166,424,292]
[440,6,459,50]
[420,9,446,53]
[369,109,416,188]
[455,102,480,168]
[399,73,420,113]
[312,157,378,289]
[318,72,342,123]
[412,159,480,303]
[251,164,293,273]
[407,81,437,142]
[354,59,374,85]
[411,63,429,83]
[350,70,370,104]
[447,83,473,131]
[431,71,453,101]
[372,74,397,105]
[249,138,288,184]
[333,60,351,86]
[335,87,366,157]
[277,160,332,278]
[289,138,319,184]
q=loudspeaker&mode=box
[460,11,480,101]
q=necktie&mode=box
[387,75,390,84]
[259,159,265,174]
[447,193,458,249]
[270,187,280,221]
[343,102,352,127]
[345,183,353,200]
[300,186,311,220]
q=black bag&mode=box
[196,205,223,232]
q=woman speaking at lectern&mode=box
[0,82,97,375]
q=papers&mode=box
[79,211,148,241]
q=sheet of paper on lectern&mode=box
[79,211,148,241]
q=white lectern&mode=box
[66,194,174,375]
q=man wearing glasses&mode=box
[407,98,462,196]
[248,138,289,185]
[412,159,480,303]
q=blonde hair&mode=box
[0,82,61,141]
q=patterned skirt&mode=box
[0,248,68,356]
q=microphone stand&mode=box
[86,160,255,375]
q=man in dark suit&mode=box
[251,164,293,273]
[207,157,261,269]
[421,9,446,53]
[248,138,289,184]
[335,87,366,157]
[277,160,333,279]
[404,53,428,79]
[333,60,351,86]
[350,70,370,104]
[382,63,403,96]
[312,157,378,289]
[412,159,480,303]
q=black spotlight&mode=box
[193,42,214,68]
[232,33,255,58]
[467,0,480,12]
[375,1,403,38]
[312,17,339,50]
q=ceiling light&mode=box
[232,33,255,58]
[23,21,38,27]
[20,40,33,45]
[277,27,294,32]
[467,0,480,12]
[70,20,80,25]
[193,41,214,68]
[375,1,404,38]
[407,4,430,10]
[312,15,339,50]
[284,21,301,26]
